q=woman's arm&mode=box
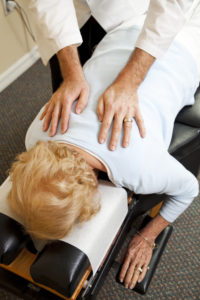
[119,148,199,289]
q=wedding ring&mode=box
[137,267,143,273]
[123,117,133,123]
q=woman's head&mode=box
[7,140,100,241]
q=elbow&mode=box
[185,173,199,200]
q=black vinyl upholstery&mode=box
[0,213,29,265]
[30,241,90,298]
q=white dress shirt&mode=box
[26,0,198,66]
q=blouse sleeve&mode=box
[131,142,199,223]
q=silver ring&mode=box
[123,117,133,123]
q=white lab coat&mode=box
[26,0,199,66]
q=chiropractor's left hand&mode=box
[96,75,146,151]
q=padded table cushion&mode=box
[0,177,30,264]
[175,86,200,128]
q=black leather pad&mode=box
[169,123,200,156]
[116,215,173,294]
[30,240,91,298]
[0,213,30,265]
[176,86,200,128]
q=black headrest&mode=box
[0,213,30,264]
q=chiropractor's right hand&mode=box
[40,73,89,136]
[40,45,90,137]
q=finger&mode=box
[129,258,145,289]
[75,88,89,114]
[124,259,138,288]
[40,103,50,120]
[49,104,61,136]
[137,263,149,283]
[134,109,146,138]
[61,102,73,134]
[98,108,114,144]
[119,254,131,284]
[138,253,152,283]
[42,103,54,132]
[122,116,133,147]
[109,113,124,151]
[96,97,104,122]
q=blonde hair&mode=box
[7,140,100,241]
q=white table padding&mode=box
[60,180,128,274]
[0,177,128,274]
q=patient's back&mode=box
[25,25,199,204]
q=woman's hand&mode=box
[119,214,170,289]
[119,233,154,289]
[40,73,89,137]
[96,76,146,151]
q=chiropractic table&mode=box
[0,85,199,300]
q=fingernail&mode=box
[76,108,81,114]
[119,278,123,283]
[124,142,129,147]
[99,138,104,144]
[125,285,128,289]
[110,145,115,151]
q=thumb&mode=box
[75,89,89,114]
[96,97,104,122]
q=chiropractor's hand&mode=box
[96,47,155,150]
[40,73,89,136]
[40,45,89,136]
[97,76,145,150]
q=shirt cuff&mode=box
[37,32,83,66]
[135,39,166,59]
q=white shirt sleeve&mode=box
[27,0,83,65]
[135,0,195,58]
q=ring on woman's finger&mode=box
[137,267,143,273]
